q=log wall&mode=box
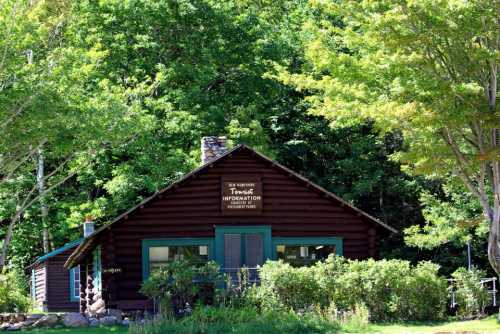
[94,149,381,309]
[33,263,46,307]
[46,248,79,312]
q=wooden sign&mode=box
[222,179,262,214]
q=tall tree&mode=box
[0,0,153,267]
[275,0,500,274]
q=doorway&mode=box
[214,226,271,282]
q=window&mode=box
[142,238,214,280]
[276,244,336,266]
[69,265,80,302]
[149,245,209,270]
[272,237,343,267]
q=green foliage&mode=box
[274,0,500,274]
[451,267,489,319]
[265,108,480,275]
[255,260,322,310]
[216,267,254,308]
[255,257,448,321]
[140,260,221,315]
[129,306,340,334]
[0,269,31,312]
[325,302,370,333]
[1,0,307,270]
[405,181,487,249]
[2,0,495,297]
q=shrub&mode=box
[140,260,221,316]
[254,257,448,321]
[402,261,448,320]
[257,260,322,310]
[216,267,255,307]
[451,267,489,319]
[0,269,31,312]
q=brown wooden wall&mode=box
[97,149,381,309]
[33,263,46,306]
[45,248,79,312]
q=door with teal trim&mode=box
[215,226,271,282]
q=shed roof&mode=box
[65,144,397,268]
[30,238,82,268]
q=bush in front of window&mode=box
[253,260,323,311]
[328,259,448,321]
[140,260,222,317]
[254,256,449,322]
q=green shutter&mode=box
[93,247,102,293]
[69,267,80,302]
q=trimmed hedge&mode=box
[254,257,448,321]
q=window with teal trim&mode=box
[69,265,80,302]
[142,238,214,280]
[272,237,343,267]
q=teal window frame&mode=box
[69,265,80,302]
[214,226,272,268]
[271,237,343,260]
[93,247,102,294]
[142,238,215,281]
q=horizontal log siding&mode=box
[34,263,46,306]
[102,150,378,306]
[46,247,79,312]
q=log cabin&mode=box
[64,137,396,314]
[28,221,95,312]
[29,239,82,312]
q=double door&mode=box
[215,226,271,282]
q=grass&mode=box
[24,315,499,334]
[369,315,500,334]
[28,326,128,334]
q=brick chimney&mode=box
[201,136,228,165]
[83,216,95,237]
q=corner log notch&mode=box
[82,251,106,317]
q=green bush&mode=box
[257,260,322,310]
[0,269,31,312]
[216,267,255,307]
[255,257,448,321]
[451,267,489,319]
[140,260,222,316]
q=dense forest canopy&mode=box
[0,0,497,277]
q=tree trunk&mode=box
[37,147,50,253]
[487,154,500,276]
[487,210,500,275]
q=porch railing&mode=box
[448,277,497,308]
[222,267,260,284]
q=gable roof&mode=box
[29,238,82,268]
[65,144,397,268]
